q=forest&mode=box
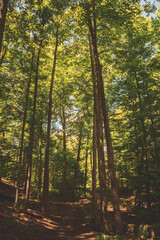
[0,0,160,239]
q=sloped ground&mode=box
[0,180,98,240]
[0,180,160,240]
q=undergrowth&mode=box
[96,224,156,240]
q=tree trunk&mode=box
[84,140,89,196]
[89,29,98,222]
[21,151,26,187]
[132,100,142,207]
[0,46,7,66]
[41,28,58,214]
[92,108,98,222]
[72,127,82,200]
[87,2,122,232]
[92,109,98,223]
[0,0,8,53]
[62,106,67,201]
[15,49,35,205]
[99,68,122,233]
[25,41,42,208]
[96,78,108,232]
[37,108,43,201]
[88,25,108,232]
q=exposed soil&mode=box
[0,180,98,240]
[0,180,160,240]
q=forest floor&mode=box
[0,179,98,240]
[0,179,160,240]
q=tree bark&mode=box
[15,49,35,205]
[41,28,58,214]
[21,151,26,187]
[99,67,122,233]
[84,139,89,196]
[131,99,143,207]
[92,108,98,221]
[62,106,67,201]
[89,30,98,222]
[87,2,122,233]
[25,41,42,208]
[96,77,108,231]
[0,46,7,66]
[0,0,8,53]
[72,127,82,200]
[88,25,108,232]
[37,106,43,201]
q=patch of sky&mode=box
[141,0,160,17]
[55,121,62,131]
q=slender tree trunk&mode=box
[84,140,89,196]
[96,78,108,232]
[0,0,8,53]
[132,100,142,207]
[99,68,122,233]
[88,26,108,232]
[15,50,35,205]
[41,28,58,214]
[25,41,42,208]
[62,106,67,201]
[0,131,5,181]
[92,108,98,221]
[37,109,42,201]
[134,120,142,207]
[0,46,7,66]
[72,127,82,200]
[89,26,98,222]
[21,151,26,187]
[87,3,122,232]
[90,150,93,170]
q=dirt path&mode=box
[40,200,97,239]
[1,180,160,239]
[0,180,98,240]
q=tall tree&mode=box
[25,40,42,208]
[62,106,67,201]
[41,27,59,214]
[84,137,89,195]
[89,23,108,232]
[89,30,98,223]
[37,99,43,201]
[0,0,8,53]
[15,49,35,205]
[87,0,123,233]
[72,126,83,200]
